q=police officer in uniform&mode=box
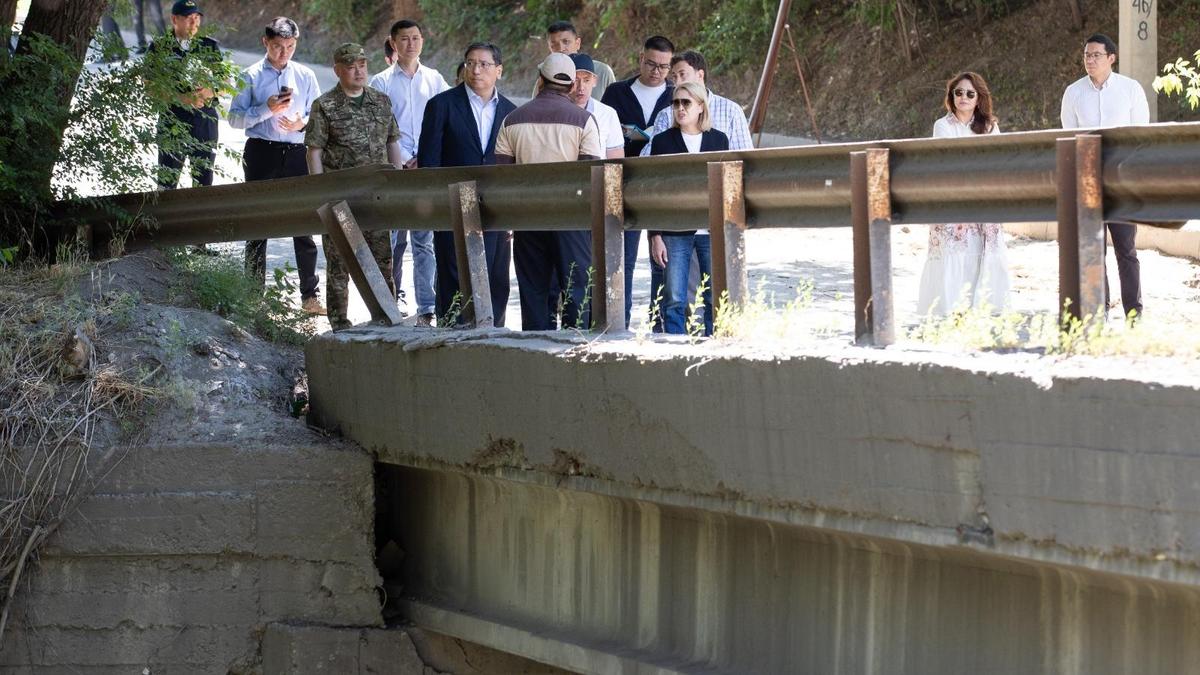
[149,0,221,192]
[305,43,404,331]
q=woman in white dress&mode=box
[917,71,1011,316]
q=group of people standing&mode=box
[150,1,1152,333]
[918,32,1149,322]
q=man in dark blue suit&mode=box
[600,35,674,327]
[418,42,516,326]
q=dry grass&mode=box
[0,255,159,641]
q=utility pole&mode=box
[1119,0,1157,121]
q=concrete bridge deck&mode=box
[307,328,1200,674]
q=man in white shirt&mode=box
[568,53,624,159]
[369,19,450,325]
[1061,32,1150,320]
[600,35,675,326]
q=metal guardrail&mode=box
[69,122,1200,342]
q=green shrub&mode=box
[167,248,315,345]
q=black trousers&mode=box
[100,1,165,47]
[1106,221,1142,318]
[156,107,217,190]
[514,230,592,331]
[433,230,511,327]
[242,138,319,299]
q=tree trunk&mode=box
[0,0,18,65]
[2,0,109,251]
[1065,0,1083,31]
[17,0,108,63]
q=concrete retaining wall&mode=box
[0,443,387,673]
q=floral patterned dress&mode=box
[917,114,1011,316]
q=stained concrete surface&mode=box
[383,465,1200,675]
[0,443,383,672]
[308,327,1200,586]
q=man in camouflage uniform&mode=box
[305,43,404,330]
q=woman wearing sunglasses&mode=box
[917,71,1011,316]
[647,81,729,335]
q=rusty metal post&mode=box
[747,0,793,138]
[865,148,895,345]
[317,201,403,326]
[1074,134,1106,323]
[850,151,871,343]
[708,161,748,320]
[1056,137,1082,322]
[448,181,494,329]
[590,164,626,333]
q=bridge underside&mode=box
[308,328,1200,674]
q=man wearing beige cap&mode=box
[305,43,404,330]
[495,52,603,331]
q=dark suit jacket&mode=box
[418,84,517,168]
[600,76,673,158]
[649,127,729,236]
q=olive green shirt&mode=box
[305,86,400,171]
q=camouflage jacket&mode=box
[305,87,399,171]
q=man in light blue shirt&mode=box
[228,16,324,314]
[369,19,450,325]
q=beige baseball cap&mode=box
[538,52,575,85]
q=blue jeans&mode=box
[623,230,666,332]
[391,229,436,315]
[662,233,712,336]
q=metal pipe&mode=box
[747,0,792,136]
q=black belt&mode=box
[246,137,304,148]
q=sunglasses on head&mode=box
[953,89,977,99]
[671,98,695,109]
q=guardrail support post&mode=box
[851,149,895,346]
[317,200,403,326]
[590,164,626,333]
[1056,138,1082,322]
[1075,134,1106,323]
[709,161,748,321]
[449,181,494,329]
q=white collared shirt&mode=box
[641,89,753,156]
[465,86,499,151]
[368,61,450,163]
[585,98,625,153]
[1061,71,1150,129]
[932,112,1000,138]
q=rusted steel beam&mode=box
[708,161,748,318]
[1056,138,1082,322]
[865,148,895,346]
[590,164,626,333]
[748,0,793,136]
[71,124,1200,254]
[316,201,403,327]
[1075,134,1106,322]
[851,152,872,343]
[449,181,494,329]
